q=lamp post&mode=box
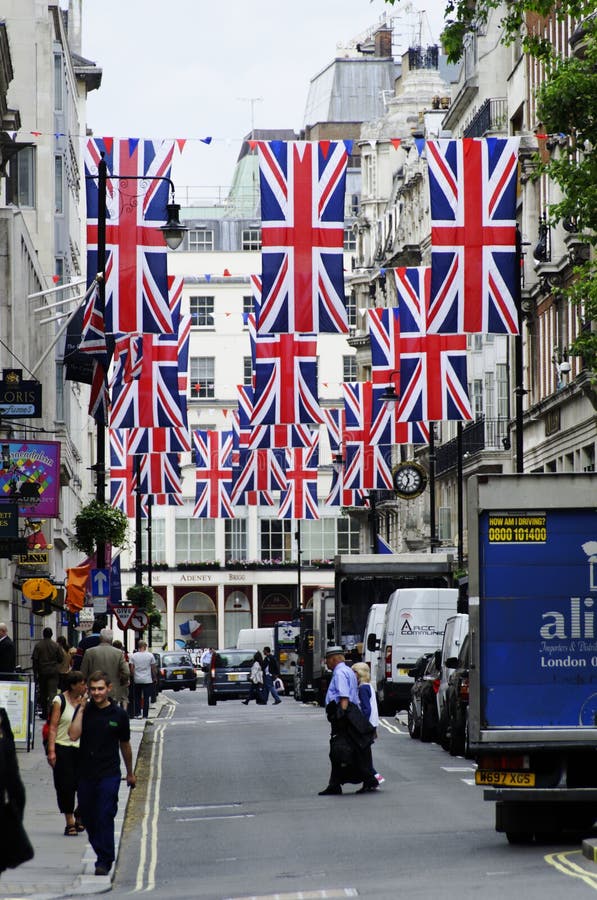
[89,153,186,577]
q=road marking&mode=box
[378,718,404,735]
[133,720,166,892]
[441,766,475,772]
[545,850,597,890]
[176,814,255,821]
[225,890,359,899]
[168,803,242,811]
[462,778,476,786]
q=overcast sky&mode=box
[82,1,446,193]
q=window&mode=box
[343,227,357,251]
[469,334,483,351]
[190,357,215,398]
[343,355,357,382]
[242,295,254,318]
[7,146,35,207]
[225,519,247,561]
[242,228,261,251]
[142,518,167,565]
[469,379,483,419]
[188,229,214,252]
[438,507,452,541]
[54,54,63,111]
[484,372,494,419]
[54,155,64,214]
[346,292,357,328]
[496,364,509,419]
[260,519,292,562]
[243,356,253,386]
[189,296,214,327]
[175,518,216,564]
[301,516,360,563]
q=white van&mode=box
[436,613,469,746]
[376,587,458,715]
[236,627,274,653]
[363,603,387,690]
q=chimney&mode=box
[375,27,392,58]
[67,0,82,56]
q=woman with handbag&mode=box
[242,652,265,705]
[46,670,87,836]
[0,706,34,873]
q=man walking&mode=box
[318,647,377,796]
[81,629,130,710]
[130,641,156,718]
[68,670,135,877]
[0,623,16,674]
[32,627,64,719]
[262,646,281,705]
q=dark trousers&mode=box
[38,674,59,719]
[134,682,153,718]
[52,744,80,814]
[77,775,120,868]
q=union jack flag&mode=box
[257,140,348,334]
[427,137,520,335]
[109,429,136,517]
[193,429,235,518]
[109,333,186,430]
[231,448,287,504]
[342,383,393,490]
[393,267,472,422]
[322,407,343,454]
[248,424,316,450]
[278,434,320,520]
[85,137,176,336]
[325,465,368,508]
[77,281,110,424]
[138,452,182,495]
[251,333,323,426]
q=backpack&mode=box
[41,693,66,754]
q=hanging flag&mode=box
[109,429,136,517]
[193,429,235,518]
[65,564,90,613]
[278,434,320,520]
[251,333,323,426]
[376,534,394,554]
[394,267,472,422]
[85,137,176,336]
[231,448,287,504]
[342,382,393,490]
[325,465,369,509]
[138,452,182,495]
[247,423,316,450]
[257,140,348,334]
[109,333,186,429]
[427,137,520,335]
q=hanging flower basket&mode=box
[72,501,128,557]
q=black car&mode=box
[206,649,255,705]
[444,634,471,757]
[157,652,197,692]
[407,651,441,743]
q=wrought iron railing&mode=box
[435,417,509,475]
[464,98,508,138]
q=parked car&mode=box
[157,651,197,692]
[207,648,255,705]
[444,633,471,757]
[436,613,469,749]
[407,651,441,742]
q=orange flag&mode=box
[65,564,90,613]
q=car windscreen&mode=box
[214,650,255,669]
[162,654,191,666]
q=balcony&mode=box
[463,98,507,138]
[435,417,508,475]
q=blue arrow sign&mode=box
[91,568,110,598]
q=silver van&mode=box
[435,613,469,748]
[363,603,387,690]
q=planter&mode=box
[72,501,128,557]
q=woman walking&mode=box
[242,652,264,704]
[46,670,87,835]
[352,662,384,785]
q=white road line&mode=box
[146,722,165,891]
[462,778,476,786]
[441,766,475,772]
[168,803,242,812]
[176,814,255,821]
[225,890,359,900]
[133,723,162,892]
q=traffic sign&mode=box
[130,610,149,631]
[91,568,110,597]
[112,605,137,630]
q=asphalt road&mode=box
[110,688,597,900]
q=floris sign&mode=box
[0,369,41,417]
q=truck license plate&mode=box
[475,770,535,787]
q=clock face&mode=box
[392,463,427,499]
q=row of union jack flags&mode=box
[75,136,520,520]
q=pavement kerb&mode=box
[0,695,168,900]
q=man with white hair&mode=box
[81,628,130,709]
[0,622,15,674]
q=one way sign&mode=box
[112,606,137,630]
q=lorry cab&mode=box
[376,587,458,715]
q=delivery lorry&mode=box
[468,473,597,843]
[274,620,300,693]
[294,588,335,704]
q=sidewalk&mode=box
[0,698,165,900]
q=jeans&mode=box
[77,774,120,868]
[134,682,153,718]
[262,674,281,704]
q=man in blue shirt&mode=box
[319,647,378,796]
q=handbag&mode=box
[0,801,34,871]
[273,677,284,693]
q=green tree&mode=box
[386,0,597,371]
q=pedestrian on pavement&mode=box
[56,635,71,691]
[242,651,265,704]
[200,646,214,685]
[112,640,132,710]
[130,640,157,719]
[68,670,136,877]
[261,646,282,705]
[32,628,64,719]
[70,619,103,671]
[318,647,378,796]
[80,629,130,710]
[0,706,33,873]
[0,622,16,675]
[46,670,87,836]
[352,662,384,786]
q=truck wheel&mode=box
[506,831,534,845]
[407,699,420,739]
[420,703,435,743]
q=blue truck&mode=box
[468,473,597,843]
